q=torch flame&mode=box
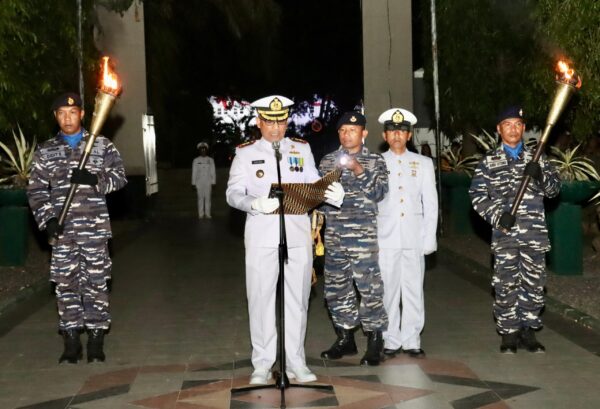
[100,56,122,96]
[556,59,582,89]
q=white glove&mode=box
[324,182,345,203]
[251,197,280,214]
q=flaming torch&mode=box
[49,56,123,245]
[507,59,582,219]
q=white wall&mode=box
[95,2,148,175]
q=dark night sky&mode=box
[145,0,421,166]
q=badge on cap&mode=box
[392,110,404,124]
[350,116,357,123]
[67,97,75,106]
[270,97,282,111]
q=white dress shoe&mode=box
[286,366,317,383]
[249,368,272,385]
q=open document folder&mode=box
[268,169,342,215]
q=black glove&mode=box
[70,168,98,186]
[524,161,542,183]
[45,217,64,239]
[498,212,516,230]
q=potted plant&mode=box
[546,144,600,275]
[439,139,481,234]
[0,126,36,265]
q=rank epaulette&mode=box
[289,137,308,144]
[237,140,257,149]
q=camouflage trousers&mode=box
[51,240,112,331]
[492,247,546,335]
[324,246,388,332]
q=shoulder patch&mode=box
[237,140,257,149]
[289,137,308,144]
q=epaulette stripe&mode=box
[290,137,308,144]
[237,140,257,149]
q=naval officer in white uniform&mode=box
[192,142,216,218]
[226,95,344,385]
[376,108,438,358]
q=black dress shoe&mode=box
[500,332,519,354]
[383,347,402,357]
[402,348,426,358]
[520,328,545,353]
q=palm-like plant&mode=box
[470,130,498,153]
[549,144,600,182]
[0,126,37,188]
[440,146,481,176]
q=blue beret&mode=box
[336,111,366,130]
[52,92,82,111]
[497,106,524,124]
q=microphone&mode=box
[272,141,282,161]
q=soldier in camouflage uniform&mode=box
[319,111,389,366]
[469,106,560,354]
[27,92,127,364]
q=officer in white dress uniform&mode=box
[226,95,344,385]
[376,108,438,358]
[192,142,216,218]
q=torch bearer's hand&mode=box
[524,162,543,183]
[70,168,98,186]
[45,217,64,242]
[498,212,516,232]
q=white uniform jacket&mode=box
[191,156,216,186]
[226,137,320,248]
[377,150,438,254]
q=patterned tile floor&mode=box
[2,195,600,408]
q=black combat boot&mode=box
[59,329,83,364]
[499,332,519,354]
[360,331,384,366]
[520,328,545,353]
[87,329,106,363]
[321,327,358,360]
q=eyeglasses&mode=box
[262,119,287,127]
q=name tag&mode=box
[252,160,265,165]
[487,155,508,169]
[44,151,65,160]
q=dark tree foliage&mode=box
[532,0,600,141]
[418,0,600,143]
[419,0,538,138]
[0,0,99,141]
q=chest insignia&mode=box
[411,169,417,177]
[409,161,419,168]
[256,169,264,178]
[487,155,508,169]
[288,156,304,172]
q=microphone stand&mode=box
[231,141,333,409]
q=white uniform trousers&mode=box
[245,246,312,370]
[196,184,212,218]
[379,248,425,350]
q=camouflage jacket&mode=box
[318,145,389,251]
[469,145,560,251]
[27,131,127,241]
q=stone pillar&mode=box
[362,0,412,152]
[95,2,148,176]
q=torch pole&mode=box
[49,91,118,245]
[509,81,577,217]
